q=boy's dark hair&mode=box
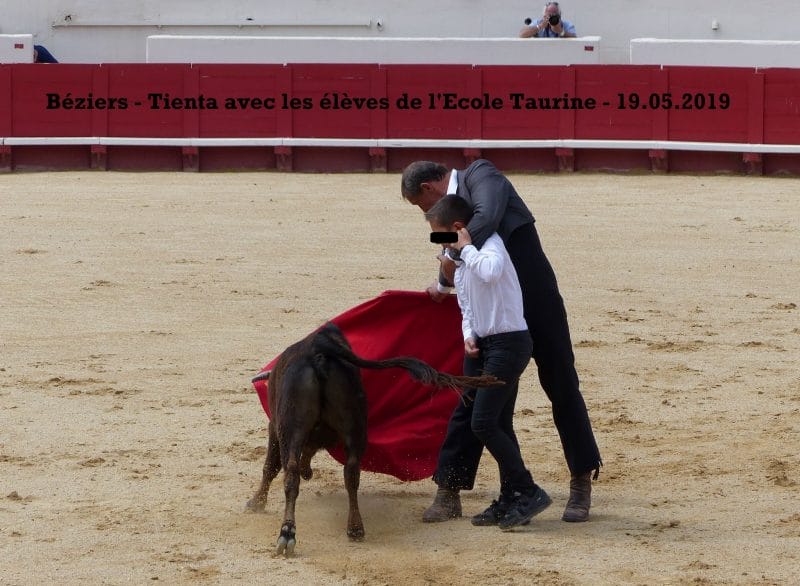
[401,161,448,199]
[424,195,474,226]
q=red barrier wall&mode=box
[2,63,799,172]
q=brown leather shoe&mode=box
[422,487,462,522]
[562,472,592,522]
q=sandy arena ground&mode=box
[1,171,798,585]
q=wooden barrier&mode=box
[2,63,800,174]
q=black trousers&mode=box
[433,222,601,490]
[509,222,601,476]
[434,331,536,495]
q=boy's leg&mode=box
[469,332,551,529]
[469,332,535,495]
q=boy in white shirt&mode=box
[424,194,551,530]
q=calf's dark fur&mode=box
[247,322,501,556]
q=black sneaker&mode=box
[470,495,511,526]
[498,486,552,531]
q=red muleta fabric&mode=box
[252,290,464,481]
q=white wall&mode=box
[2,0,798,64]
[146,36,601,65]
[0,34,34,63]
[631,39,800,68]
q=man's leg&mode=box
[530,302,600,475]
[530,310,597,522]
[506,224,601,521]
[423,382,484,522]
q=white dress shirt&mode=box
[446,168,458,195]
[454,233,528,341]
[435,168,462,295]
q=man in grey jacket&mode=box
[401,159,601,524]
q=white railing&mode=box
[3,137,800,153]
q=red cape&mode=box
[252,290,463,481]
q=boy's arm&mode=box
[457,291,475,342]
[460,238,505,283]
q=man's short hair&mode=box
[400,161,448,199]
[424,195,474,226]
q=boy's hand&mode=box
[464,337,479,358]
[455,227,472,251]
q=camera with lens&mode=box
[548,13,561,26]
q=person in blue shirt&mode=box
[34,45,58,63]
[520,2,577,38]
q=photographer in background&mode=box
[34,45,58,63]
[520,2,576,38]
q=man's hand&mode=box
[426,282,450,303]
[464,337,479,358]
[438,252,456,283]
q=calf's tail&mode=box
[315,327,503,391]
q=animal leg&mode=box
[277,424,314,557]
[319,363,367,542]
[343,440,365,541]
[299,444,315,480]
[277,452,301,556]
[276,519,296,557]
[246,422,280,513]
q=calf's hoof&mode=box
[276,523,297,557]
[245,496,267,513]
[300,466,313,481]
[347,524,365,542]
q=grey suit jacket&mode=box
[438,159,535,288]
[456,159,535,249]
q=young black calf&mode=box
[247,322,501,556]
